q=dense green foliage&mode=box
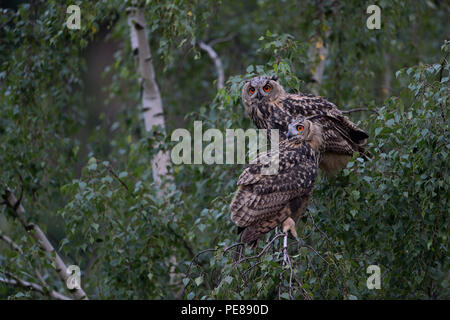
[0,0,448,299]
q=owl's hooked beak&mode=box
[256,92,263,101]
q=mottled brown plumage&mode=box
[230,117,323,246]
[241,76,369,175]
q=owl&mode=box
[241,75,369,175]
[230,116,324,246]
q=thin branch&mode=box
[235,233,285,265]
[283,250,311,300]
[0,273,71,300]
[342,108,380,115]
[0,231,54,294]
[1,189,88,300]
[186,248,217,278]
[207,32,238,47]
[222,242,244,255]
[105,164,130,192]
[0,233,23,254]
[199,41,225,91]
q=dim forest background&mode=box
[0,0,448,300]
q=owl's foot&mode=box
[282,217,297,265]
[281,217,298,238]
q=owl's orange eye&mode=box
[248,87,256,95]
[263,84,271,92]
[296,125,304,132]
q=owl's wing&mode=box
[283,94,369,146]
[230,143,318,229]
[308,114,369,158]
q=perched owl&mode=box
[241,75,369,175]
[230,117,324,246]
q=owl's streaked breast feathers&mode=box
[230,119,322,245]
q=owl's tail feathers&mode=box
[238,227,259,249]
[237,206,291,247]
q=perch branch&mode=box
[235,233,285,265]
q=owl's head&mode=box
[241,75,285,107]
[286,116,324,151]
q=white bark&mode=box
[126,5,172,185]
[309,32,330,95]
[199,41,225,91]
[2,189,88,300]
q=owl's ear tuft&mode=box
[271,75,279,81]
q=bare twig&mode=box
[222,242,244,255]
[283,251,311,300]
[105,164,130,192]
[207,32,238,47]
[186,248,217,278]
[342,108,380,115]
[235,233,285,265]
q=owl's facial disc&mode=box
[286,118,308,139]
[244,76,280,104]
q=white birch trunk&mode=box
[126,4,172,185]
[309,32,330,95]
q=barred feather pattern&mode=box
[230,137,319,245]
[242,79,369,175]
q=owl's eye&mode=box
[263,84,271,93]
[248,87,256,95]
[296,125,304,132]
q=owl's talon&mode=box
[282,217,297,238]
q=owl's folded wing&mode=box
[230,149,317,228]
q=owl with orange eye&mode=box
[230,116,324,246]
[241,75,369,176]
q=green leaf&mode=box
[195,276,203,286]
